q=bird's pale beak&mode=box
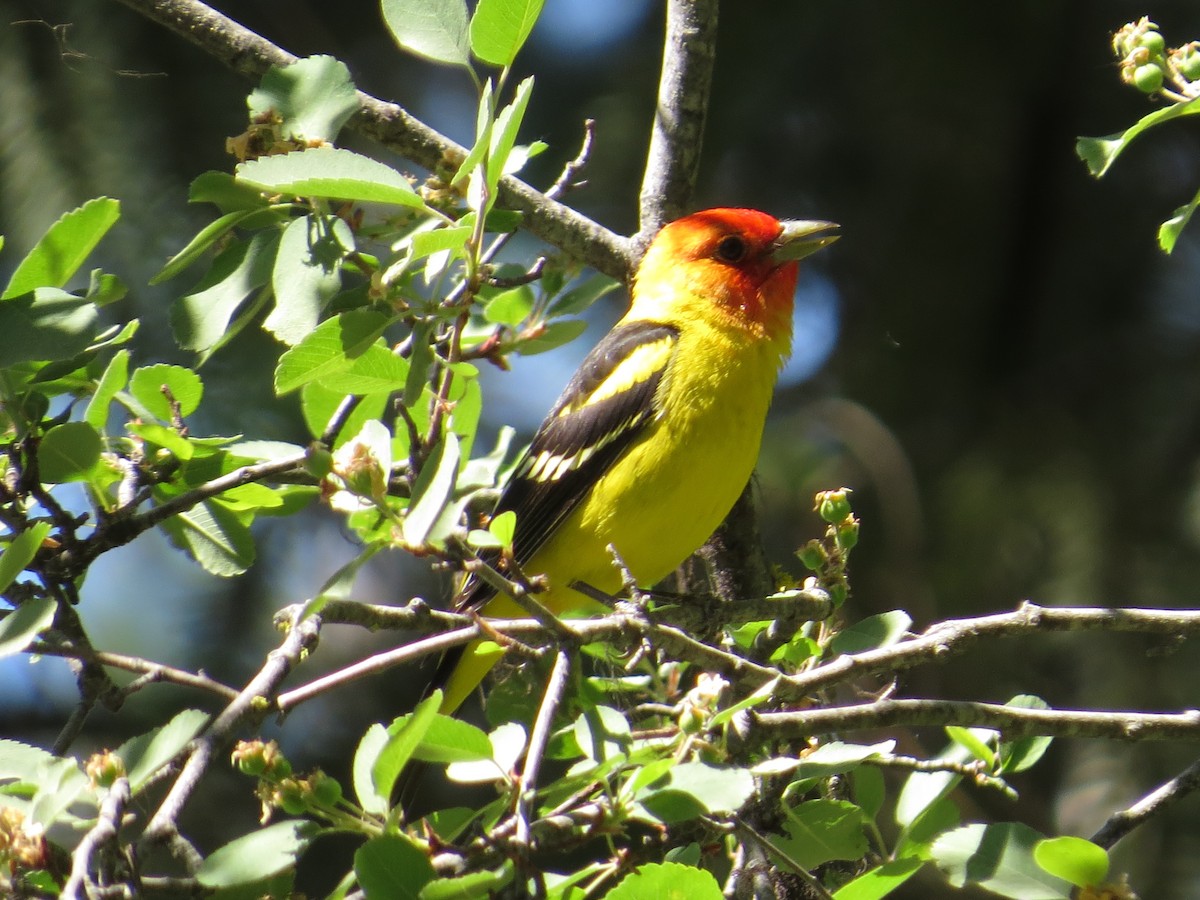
[771,220,840,264]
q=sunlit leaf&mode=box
[4,198,120,298]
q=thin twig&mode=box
[140,609,321,852]
[62,777,132,900]
[1091,755,1200,849]
[32,642,240,701]
[515,649,573,848]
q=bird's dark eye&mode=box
[715,235,747,263]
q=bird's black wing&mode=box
[458,320,679,611]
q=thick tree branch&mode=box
[110,0,635,281]
[637,0,719,241]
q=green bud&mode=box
[1138,30,1166,56]
[1181,48,1200,81]
[797,540,827,572]
[305,445,333,479]
[275,778,308,816]
[311,770,343,806]
[815,488,853,524]
[1134,63,1165,93]
[836,519,860,552]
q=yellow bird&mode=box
[439,208,838,713]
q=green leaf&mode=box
[403,433,461,546]
[484,285,534,326]
[301,383,389,447]
[486,77,534,192]
[1033,836,1109,890]
[753,739,895,780]
[832,857,924,900]
[373,692,442,803]
[639,763,755,824]
[4,198,120,298]
[130,364,204,420]
[516,318,588,355]
[0,737,55,781]
[317,343,410,395]
[28,756,88,829]
[85,349,130,431]
[37,421,102,482]
[445,722,525,784]
[353,724,391,815]
[944,726,995,769]
[488,510,516,547]
[128,422,195,461]
[0,523,52,594]
[549,273,620,317]
[573,705,630,764]
[850,765,886,820]
[776,799,869,870]
[172,230,279,354]
[301,544,384,619]
[275,309,393,394]
[453,80,495,186]
[355,833,434,900]
[382,0,471,68]
[895,795,960,860]
[151,209,270,285]
[116,708,209,794]
[1000,695,1053,773]
[237,147,426,208]
[603,862,723,900]
[829,610,911,656]
[413,715,493,764]
[196,821,317,888]
[248,55,359,143]
[1159,182,1200,253]
[1076,95,1200,178]
[420,865,514,899]
[932,823,1072,899]
[409,225,473,262]
[0,289,99,367]
[189,170,273,212]
[469,0,546,67]
[0,597,56,659]
[157,498,256,577]
[86,268,126,306]
[268,214,353,345]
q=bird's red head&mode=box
[633,208,837,339]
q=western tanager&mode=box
[440,208,838,713]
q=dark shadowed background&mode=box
[6,0,1200,895]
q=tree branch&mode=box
[1091,755,1200,849]
[752,699,1200,742]
[637,0,719,241]
[110,0,636,281]
[62,777,131,900]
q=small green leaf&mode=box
[933,823,1072,899]
[452,80,495,186]
[237,147,426,208]
[189,170,273,212]
[515,318,587,355]
[403,433,461,547]
[0,523,52,594]
[1000,695,1053,773]
[604,862,723,900]
[549,274,620,317]
[373,692,442,803]
[408,225,472,261]
[484,285,534,326]
[4,198,120,298]
[445,722,525,784]
[116,709,209,794]
[488,510,516,546]
[776,799,869,870]
[1033,836,1109,890]
[639,763,754,824]
[196,821,317,888]
[302,544,384,619]
[1076,95,1200,178]
[157,497,255,577]
[0,597,56,659]
[275,309,393,395]
[151,209,269,285]
[469,0,546,67]
[1158,183,1200,253]
[355,833,434,900]
[267,214,352,345]
[828,610,912,656]
[486,77,534,192]
[420,865,514,899]
[944,726,995,768]
[130,364,204,420]
[172,230,279,354]
[413,715,494,764]
[85,349,130,431]
[382,0,471,68]
[832,857,924,900]
[248,55,359,143]
[317,343,410,395]
[0,289,99,367]
[37,422,102,483]
[353,724,391,815]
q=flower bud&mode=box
[814,488,853,524]
[85,750,126,790]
